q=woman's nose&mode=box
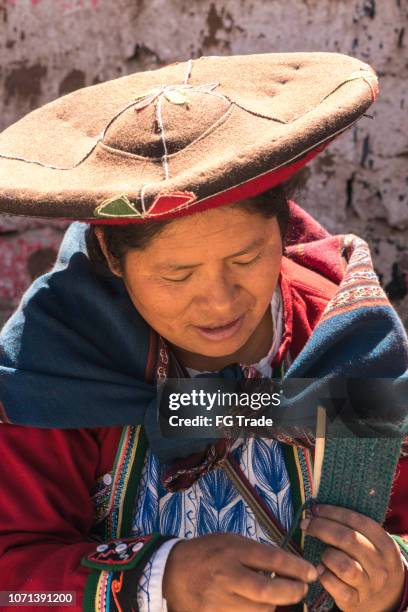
[197,272,241,309]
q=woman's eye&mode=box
[235,253,262,266]
[161,253,262,282]
[162,274,192,283]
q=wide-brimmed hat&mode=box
[0,52,377,224]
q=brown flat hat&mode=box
[0,52,378,224]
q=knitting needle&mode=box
[313,405,326,498]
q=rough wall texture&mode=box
[0,0,407,327]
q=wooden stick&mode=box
[313,405,326,498]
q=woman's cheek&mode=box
[138,281,191,320]
[249,264,280,297]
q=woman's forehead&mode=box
[131,210,281,267]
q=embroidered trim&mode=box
[91,472,113,524]
[96,571,110,612]
[156,336,170,384]
[82,534,161,572]
[111,571,124,611]
[107,426,141,539]
[94,191,197,219]
[94,194,140,218]
[282,444,307,549]
[320,236,389,322]
[294,446,314,551]
[83,535,174,611]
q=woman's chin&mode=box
[188,329,251,359]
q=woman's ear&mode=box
[94,227,123,278]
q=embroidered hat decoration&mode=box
[0,52,378,224]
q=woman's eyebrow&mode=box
[157,237,267,271]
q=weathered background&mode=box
[0,0,407,328]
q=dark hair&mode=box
[85,184,290,274]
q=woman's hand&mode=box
[300,504,406,611]
[162,532,319,612]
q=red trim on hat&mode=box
[148,190,197,216]
[83,142,329,226]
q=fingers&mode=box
[240,540,318,583]
[309,504,395,556]
[320,546,368,588]
[318,566,360,609]
[232,566,308,606]
[300,510,407,612]
[300,514,377,572]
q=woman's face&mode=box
[97,205,282,370]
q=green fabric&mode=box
[303,436,404,610]
[82,570,101,612]
[391,534,408,557]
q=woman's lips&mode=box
[194,315,244,341]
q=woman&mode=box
[0,53,407,611]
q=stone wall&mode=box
[0,0,407,327]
